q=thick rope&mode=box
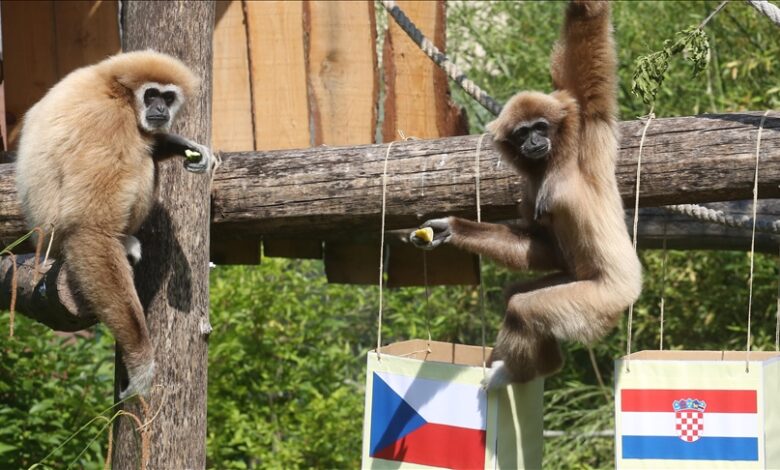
[474,134,489,375]
[745,111,769,371]
[663,203,780,234]
[625,111,655,371]
[376,142,397,359]
[746,0,780,26]
[380,0,503,116]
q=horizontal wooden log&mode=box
[212,111,780,240]
[1,112,779,245]
[0,254,96,331]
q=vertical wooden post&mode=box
[113,1,214,468]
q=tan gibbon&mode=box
[15,50,213,398]
[411,0,641,388]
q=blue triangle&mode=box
[370,372,427,456]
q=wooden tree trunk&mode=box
[112,2,214,468]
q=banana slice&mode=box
[413,227,434,243]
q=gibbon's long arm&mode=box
[551,1,616,120]
[152,133,212,173]
[415,217,564,271]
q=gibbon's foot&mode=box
[183,141,214,174]
[119,359,156,400]
[481,360,513,390]
[123,235,142,265]
[409,217,452,250]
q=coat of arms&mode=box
[673,398,707,442]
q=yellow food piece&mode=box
[184,149,202,162]
[414,227,434,243]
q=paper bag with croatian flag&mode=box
[615,350,780,469]
[362,339,543,469]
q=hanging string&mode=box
[776,244,779,352]
[745,111,770,372]
[659,233,668,350]
[474,133,489,375]
[422,251,432,349]
[625,108,655,372]
[376,141,397,360]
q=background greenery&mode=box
[2,1,779,468]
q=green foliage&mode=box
[632,26,710,105]
[0,317,114,469]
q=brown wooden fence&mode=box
[0,0,476,285]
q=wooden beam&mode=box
[210,112,780,239]
[113,1,214,467]
[1,112,778,244]
[0,254,96,331]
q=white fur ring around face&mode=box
[481,360,513,390]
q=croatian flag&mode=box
[620,389,759,462]
[368,371,487,469]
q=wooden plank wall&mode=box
[381,0,476,286]
[305,1,381,284]
[1,0,120,160]
[244,0,323,260]
[1,1,475,285]
[210,0,261,264]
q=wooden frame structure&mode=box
[0,1,778,468]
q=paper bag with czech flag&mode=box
[615,350,780,469]
[362,340,543,469]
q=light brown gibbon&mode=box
[15,50,213,398]
[411,0,641,388]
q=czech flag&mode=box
[368,371,487,469]
[619,388,759,462]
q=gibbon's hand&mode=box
[534,191,551,222]
[183,141,214,174]
[569,0,609,17]
[409,217,452,250]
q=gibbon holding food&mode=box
[411,0,642,388]
[15,50,213,398]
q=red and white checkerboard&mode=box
[675,410,704,442]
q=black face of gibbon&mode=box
[144,87,177,127]
[507,118,551,161]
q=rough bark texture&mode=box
[112,2,214,469]
[212,112,780,239]
[0,254,96,331]
[1,112,778,244]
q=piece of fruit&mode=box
[184,149,202,162]
[414,227,434,243]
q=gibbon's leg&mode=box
[491,277,628,388]
[413,217,563,272]
[63,228,154,398]
[485,273,569,389]
[122,235,142,265]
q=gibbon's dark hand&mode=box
[183,141,214,174]
[409,217,452,250]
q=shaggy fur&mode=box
[15,50,200,398]
[417,1,642,387]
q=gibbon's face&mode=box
[488,91,569,168]
[135,82,184,133]
[506,118,551,160]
